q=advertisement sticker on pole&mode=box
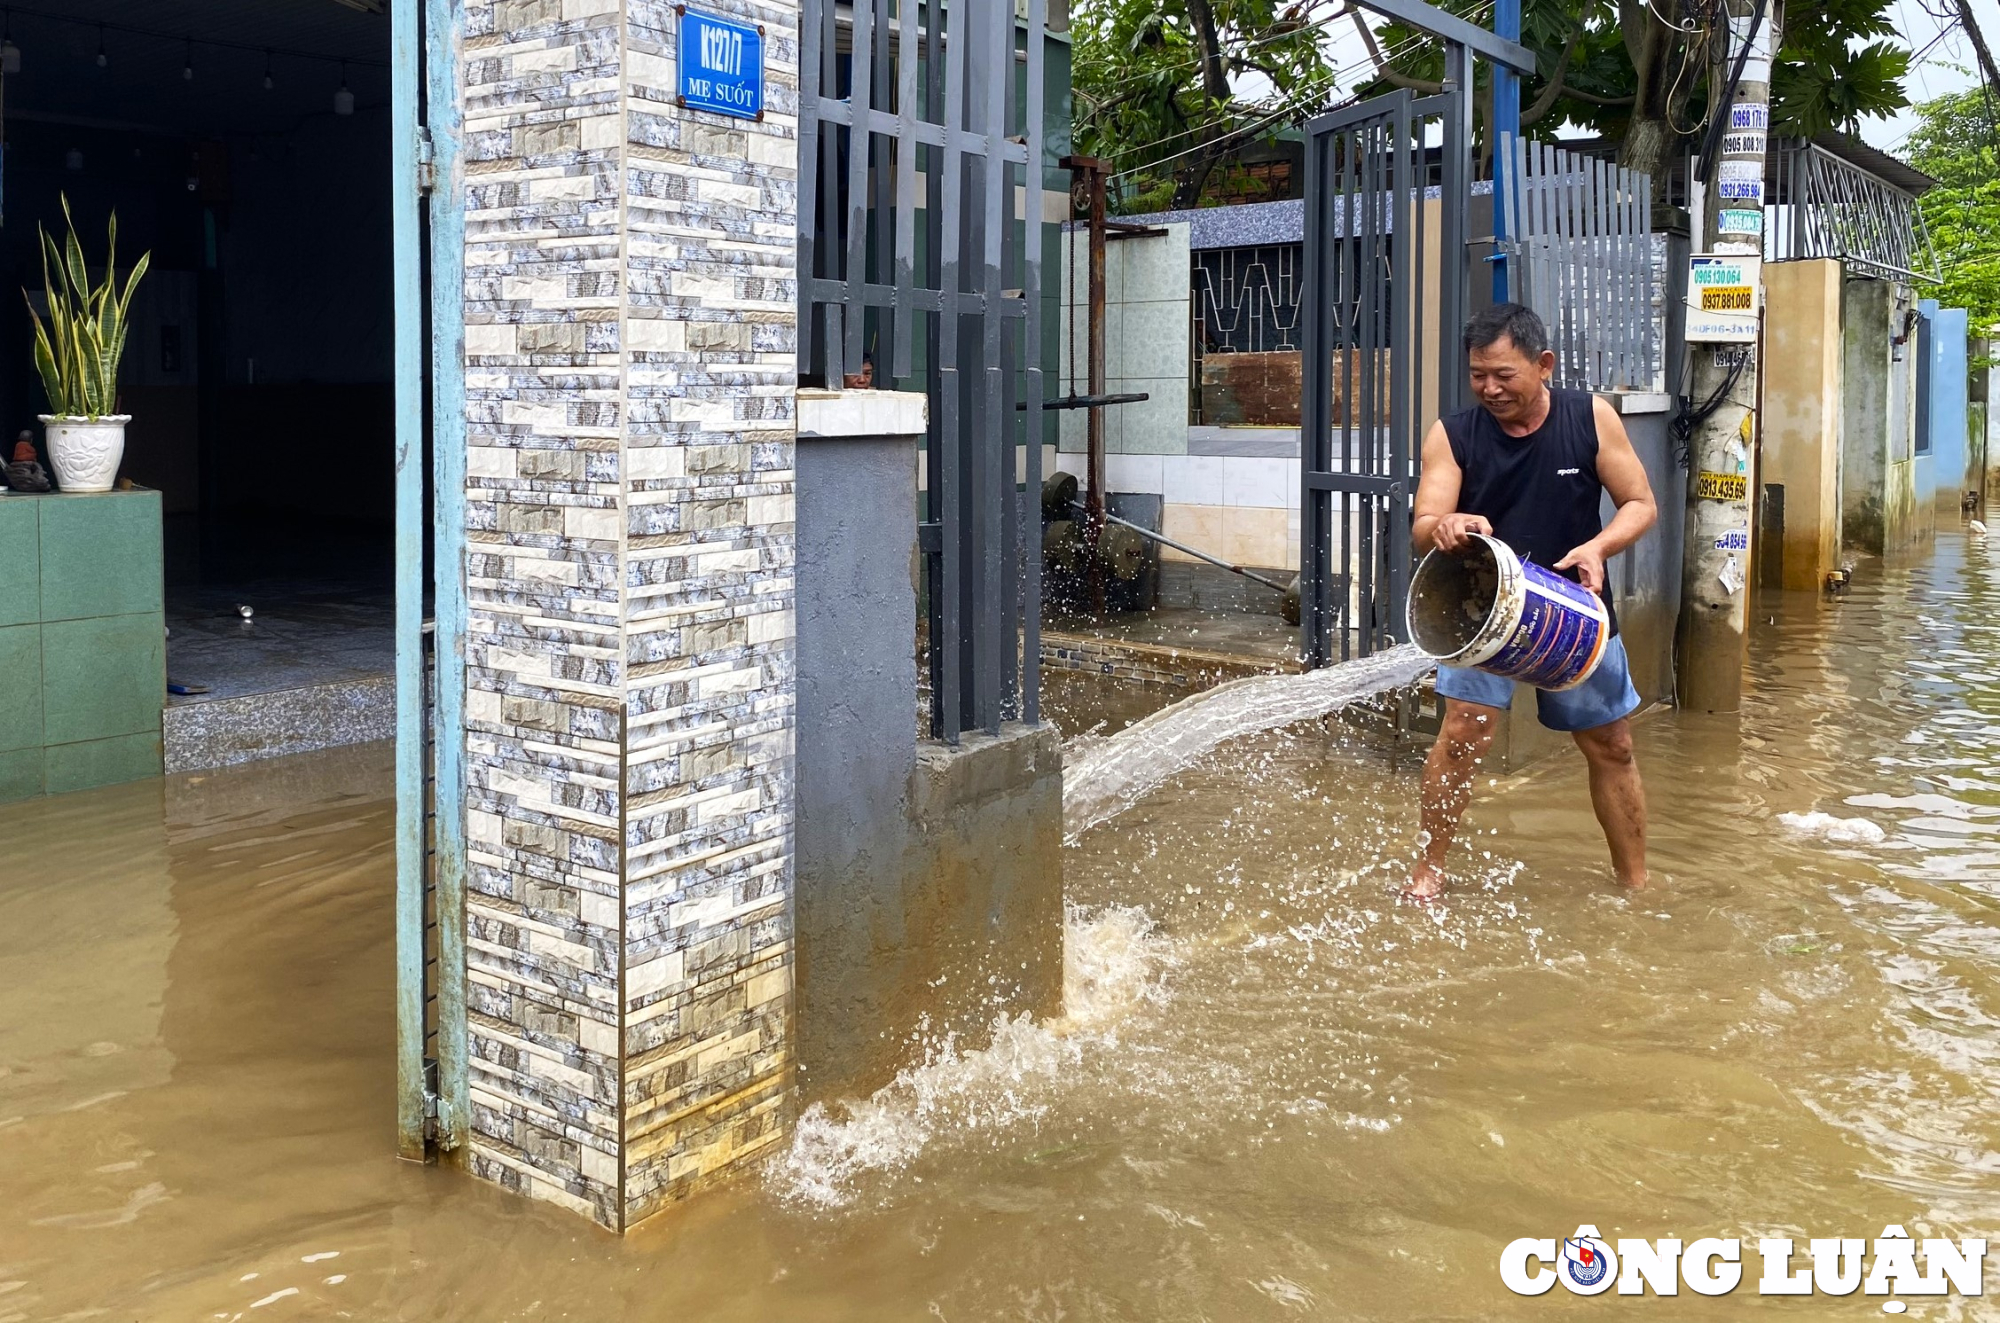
[1685,254,1761,343]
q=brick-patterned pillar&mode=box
[456,0,797,1232]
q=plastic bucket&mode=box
[1405,533,1609,691]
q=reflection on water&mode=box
[7,538,2000,1319]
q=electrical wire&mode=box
[1640,0,1700,36]
[1108,78,1333,179]
[1077,0,1356,104]
[1693,0,1766,187]
[1105,63,1350,179]
[1078,0,1465,155]
[1663,12,1721,137]
[1082,20,1421,154]
[1102,32,1426,177]
[1670,351,1746,470]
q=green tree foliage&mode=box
[1904,88,2000,331]
[1072,0,1913,212]
[1072,0,1344,211]
[1768,0,1909,139]
[1363,0,1908,182]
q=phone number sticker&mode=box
[1697,471,1748,501]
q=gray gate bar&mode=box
[799,0,1051,741]
[1300,86,1460,667]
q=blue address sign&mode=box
[678,8,764,120]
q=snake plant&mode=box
[25,196,150,420]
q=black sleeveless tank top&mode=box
[1443,386,1616,635]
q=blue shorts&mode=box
[1434,635,1642,732]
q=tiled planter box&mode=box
[0,489,165,802]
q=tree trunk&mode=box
[1616,0,1680,194]
[1173,0,1235,208]
[1173,141,1221,207]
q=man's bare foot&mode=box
[1402,862,1447,903]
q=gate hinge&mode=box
[417,127,436,195]
[422,1086,464,1150]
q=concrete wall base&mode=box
[795,392,1066,1102]
[797,723,1064,1102]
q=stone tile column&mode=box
[455,0,798,1231]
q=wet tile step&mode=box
[163,676,394,774]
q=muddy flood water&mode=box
[8,538,2000,1321]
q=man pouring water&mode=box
[1405,304,1657,900]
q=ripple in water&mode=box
[772,905,1177,1209]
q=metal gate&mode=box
[1295,2,1533,668]
[796,0,1049,741]
[1298,87,1468,666]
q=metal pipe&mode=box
[1070,500,1291,593]
[1086,158,1108,615]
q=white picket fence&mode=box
[1498,135,1658,392]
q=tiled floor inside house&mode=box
[1046,559,1299,662]
[166,580,393,703]
[160,521,395,772]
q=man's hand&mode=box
[1431,512,1493,553]
[1555,541,1607,594]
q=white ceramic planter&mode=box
[40,414,128,493]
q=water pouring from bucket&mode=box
[1406,533,1610,692]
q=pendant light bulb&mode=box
[262,50,273,90]
[333,62,353,115]
[95,26,106,67]
[183,40,193,81]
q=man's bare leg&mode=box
[1407,699,1504,900]
[1572,718,1648,887]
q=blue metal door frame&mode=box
[394,0,469,1162]
[391,0,425,1163]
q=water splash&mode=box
[1062,645,1431,838]
[771,906,1175,1209]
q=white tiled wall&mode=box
[1051,449,1300,571]
[1162,454,1223,504]
[1058,224,1192,456]
[1220,456,1294,508]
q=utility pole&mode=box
[1059,154,1111,615]
[1957,0,2000,102]
[1675,0,1779,713]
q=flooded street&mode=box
[8,537,2000,1321]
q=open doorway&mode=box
[2,0,394,769]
